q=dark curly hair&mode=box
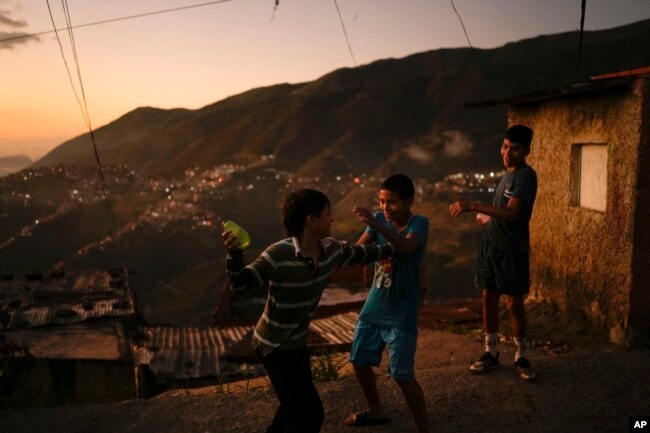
[505,124,533,148]
[282,189,330,237]
[380,174,415,200]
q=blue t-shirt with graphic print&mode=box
[358,211,429,333]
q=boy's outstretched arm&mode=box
[221,222,274,291]
[448,197,524,222]
[353,206,420,254]
[356,231,374,245]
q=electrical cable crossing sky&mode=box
[1,0,649,160]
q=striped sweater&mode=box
[226,237,394,356]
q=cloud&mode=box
[0,7,38,50]
[443,130,473,158]
[0,10,27,28]
[403,143,433,163]
[0,30,37,50]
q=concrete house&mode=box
[1,269,136,407]
[474,67,650,343]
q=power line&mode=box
[46,0,126,269]
[576,0,587,80]
[449,0,483,73]
[45,0,89,128]
[449,0,474,50]
[332,0,364,88]
[0,0,237,44]
[271,0,279,21]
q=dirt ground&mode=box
[1,329,649,433]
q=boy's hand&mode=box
[475,213,490,225]
[352,207,376,226]
[221,221,242,252]
[448,201,472,217]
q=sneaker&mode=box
[470,351,500,373]
[514,357,536,381]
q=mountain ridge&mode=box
[0,154,33,177]
[32,19,650,178]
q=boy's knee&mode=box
[391,369,416,383]
[393,377,416,386]
[352,362,373,373]
[505,294,524,310]
[393,377,423,396]
[482,288,499,303]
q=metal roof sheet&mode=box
[1,269,134,330]
[465,69,650,108]
[134,311,362,380]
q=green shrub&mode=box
[311,351,345,383]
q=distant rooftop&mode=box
[6,319,131,361]
[466,66,650,108]
[0,269,134,330]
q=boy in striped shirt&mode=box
[222,188,394,433]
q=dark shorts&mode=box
[475,239,530,295]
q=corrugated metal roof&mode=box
[0,269,134,330]
[591,66,650,80]
[134,311,362,380]
[6,298,134,329]
[134,299,486,381]
[309,311,358,346]
[134,326,227,379]
[465,68,650,108]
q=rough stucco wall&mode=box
[630,78,650,334]
[508,84,642,343]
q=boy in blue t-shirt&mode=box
[449,124,538,381]
[345,174,429,433]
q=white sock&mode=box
[514,337,526,361]
[485,333,498,356]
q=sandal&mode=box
[345,410,391,427]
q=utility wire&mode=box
[63,0,125,268]
[330,0,409,176]
[332,0,364,89]
[45,0,89,128]
[271,0,279,21]
[330,0,373,173]
[449,0,483,72]
[576,0,587,80]
[46,0,125,269]
[449,0,474,50]
[1,0,236,44]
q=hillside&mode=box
[5,20,650,327]
[33,20,650,178]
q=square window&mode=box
[570,144,608,212]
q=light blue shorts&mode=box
[349,320,417,381]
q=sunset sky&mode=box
[2,0,650,160]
